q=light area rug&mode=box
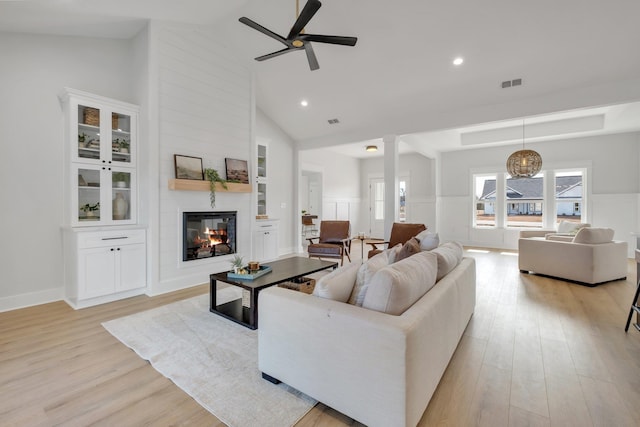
[102,287,316,427]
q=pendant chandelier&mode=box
[506,120,542,178]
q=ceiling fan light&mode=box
[366,145,378,152]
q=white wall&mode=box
[438,132,640,255]
[359,153,435,236]
[299,149,362,234]
[0,32,134,311]
[150,23,253,295]
[255,108,295,255]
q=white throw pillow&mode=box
[385,243,403,264]
[558,220,590,234]
[312,262,359,303]
[572,227,614,244]
[347,250,389,305]
[430,241,464,281]
[362,251,438,315]
[416,230,439,251]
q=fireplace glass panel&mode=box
[183,211,237,261]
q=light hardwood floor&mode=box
[1,244,639,426]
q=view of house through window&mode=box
[399,180,406,222]
[505,172,544,228]
[473,169,585,228]
[474,175,496,227]
[555,170,583,224]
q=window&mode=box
[472,169,587,229]
[373,181,384,220]
[555,170,584,224]
[474,175,496,227]
[505,172,544,228]
[399,180,406,222]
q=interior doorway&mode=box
[301,170,322,240]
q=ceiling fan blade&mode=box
[299,34,358,46]
[255,47,295,62]
[287,0,322,40]
[239,17,288,46]
[304,43,319,71]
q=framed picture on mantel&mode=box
[174,155,204,180]
[225,158,249,184]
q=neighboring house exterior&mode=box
[479,176,582,216]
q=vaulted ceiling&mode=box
[2,0,640,158]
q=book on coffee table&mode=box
[227,265,272,280]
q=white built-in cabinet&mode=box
[252,220,279,262]
[59,88,146,309]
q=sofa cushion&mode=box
[416,230,439,250]
[362,251,438,315]
[386,243,403,264]
[395,237,421,262]
[347,250,389,305]
[572,227,615,244]
[431,241,464,281]
[545,233,574,242]
[312,262,359,302]
[558,220,590,234]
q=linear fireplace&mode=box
[182,211,237,261]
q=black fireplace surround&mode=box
[183,211,237,261]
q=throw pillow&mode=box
[415,230,439,250]
[430,241,464,281]
[362,251,438,315]
[385,243,403,264]
[395,237,421,262]
[572,227,614,244]
[558,220,590,234]
[312,262,359,303]
[347,250,389,305]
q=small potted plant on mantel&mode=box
[204,168,228,208]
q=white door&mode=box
[369,178,385,238]
[117,243,146,292]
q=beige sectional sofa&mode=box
[519,227,627,286]
[258,243,476,427]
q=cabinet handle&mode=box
[117,248,121,251]
[102,236,128,240]
[110,248,114,251]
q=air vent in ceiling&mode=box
[501,78,523,89]
[327,118,340,124]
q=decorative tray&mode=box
[227,265,272,280]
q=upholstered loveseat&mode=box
[519,226,627,286]
[258,240,476,427]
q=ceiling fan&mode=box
[239,0,357,71]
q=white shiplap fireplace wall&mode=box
[150,23,252,295]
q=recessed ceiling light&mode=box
[300,99,308,107]
[453,57,464,66]
[366,145,378,152]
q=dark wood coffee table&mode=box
[209,257,338,329]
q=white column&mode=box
[383,135,399,240]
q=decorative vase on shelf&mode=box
[113,193,128,220]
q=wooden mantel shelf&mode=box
[168,179,252,193]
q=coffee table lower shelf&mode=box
[210,298,250,328]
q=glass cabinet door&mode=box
[111,168,133,222]
[76,166,102,223]
[77,105,102,162]
[257,144,267,179]
[111,111,132,165]
[257,182,267,216]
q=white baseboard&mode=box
[0,287,64,313]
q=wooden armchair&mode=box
[307,220,351,266]
[367,222,426,258]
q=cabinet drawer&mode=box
[77,229,146,248]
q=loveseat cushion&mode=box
[347,250,389,305]
[362,251,438,315]
[431,241,464,281]
[312,262,359,302]
[572,227,614,244]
